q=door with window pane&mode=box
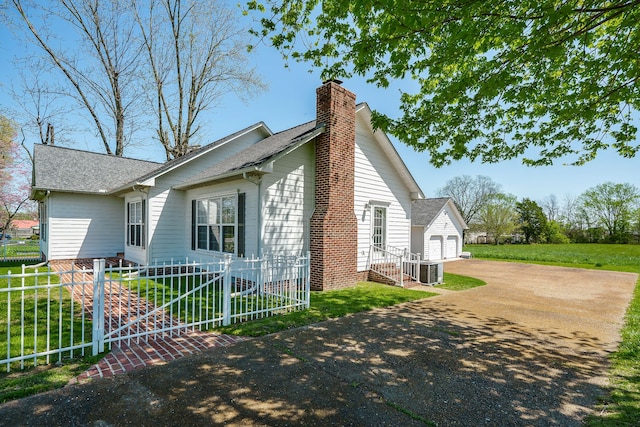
[372,207,386,250]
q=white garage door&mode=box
[429,236,442,260]
[446,236,458,259]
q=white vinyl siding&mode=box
[145,128,266,263]
[354,116,413,271]
[261,142,314,256]
[410,226,424,257]
[47,193,124,260]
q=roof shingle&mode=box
[32,145,161,194]
[411,198,452,227]
[175,121,320,189]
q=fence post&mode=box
[222,255,232,326]
[257,254,264,296]
[305,251,311,307]
[92,259,106,355]
[399,253,404,287]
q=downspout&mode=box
[242,172,263,256]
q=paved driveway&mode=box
[0,260,637,426]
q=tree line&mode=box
[437,175,640,245]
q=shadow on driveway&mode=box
[0,260,636,426]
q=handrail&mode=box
[367,244,421,287]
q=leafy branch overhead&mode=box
[248,0,640,166]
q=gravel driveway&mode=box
[0,260,637,426]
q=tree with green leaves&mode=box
[516,198,547,243]
[543,220,571,244]
[478,194,519,245]
[248,1,640,166]
[579,182,640,243]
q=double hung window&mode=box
[192,193,244,255]
[127,200,145,248]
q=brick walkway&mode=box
[51,259,249,383]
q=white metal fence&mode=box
[1,239,42,262]
[0,253,310,372]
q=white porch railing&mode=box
[367,245,421,287]
[0,253,310,372]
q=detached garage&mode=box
[411,198,467,261]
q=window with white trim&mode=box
[192,194,245,255]
[372,206,387,249]
[127,200,145,248]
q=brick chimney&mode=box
[310,80,358,291]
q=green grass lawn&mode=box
[0,242,41,261]
[0,262,99,402]
[466,243,640,270]
[466,243,640,426]
[437,273,486,291]
[215,281,437,337]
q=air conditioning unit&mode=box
[419,262,443,285]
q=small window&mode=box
[127,200,145,248]
[39,202,48,242]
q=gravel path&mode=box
[0,260,636,426]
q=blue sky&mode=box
[1,10,638,203]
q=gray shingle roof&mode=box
[32,144,161,194]
[175,121,321,189]
[115,122,272,192]
[411,198,451,227]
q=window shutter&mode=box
[142,199,146,249]
[126,202,130,246]
[191,199,196,251]
[238,193,245,257]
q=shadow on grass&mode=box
[0,298,618,426]
[0,354,103,403]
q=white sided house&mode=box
[31,81,437,290]
[411,198,468,261]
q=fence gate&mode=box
[92,254,310,354]
[0,253,310,372]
